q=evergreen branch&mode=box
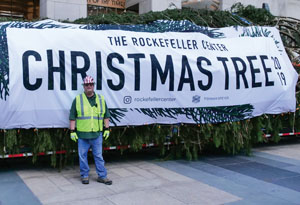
[133,104,254,124]
[0,23,10,101]
[109,108,128,126]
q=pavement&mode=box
[1,139,300,205]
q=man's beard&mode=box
[85,90,94,96]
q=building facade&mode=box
[126,0,181,14]
[40,0,86,21]
[0,0,300,21]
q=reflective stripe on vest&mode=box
[75,93,106,132]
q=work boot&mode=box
[97,177,112,185]
[81,177,89,184]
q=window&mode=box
[0,0,39,20]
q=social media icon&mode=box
[123,96,132,104]
[192,95,201,103]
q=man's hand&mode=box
[70,132,78,142]
[103,128,110,140]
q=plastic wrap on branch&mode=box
[275,16,300,50]
[274,16,300,92]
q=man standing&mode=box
[69,75,112,185]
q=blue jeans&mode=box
[78,134,107,179]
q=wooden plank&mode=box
[0,1,26,6]
[0,6,25,13]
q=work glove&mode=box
[103,128,110,140]
[70,132,78,142]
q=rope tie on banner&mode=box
[292,62,300,67]
[293,111,296,133]
[3,129,6,154]
[197,130,201,151]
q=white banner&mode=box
[0,20,297,128]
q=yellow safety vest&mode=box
[75,93,106,132]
